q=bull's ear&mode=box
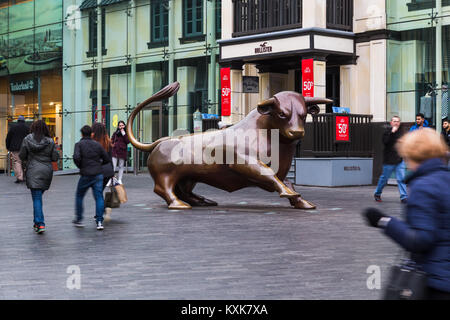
[308,105,321,115]
[257,97,276,115]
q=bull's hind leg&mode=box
[175,180,218,207]
[153,175,192,210]
[229,161,299,198]
[283,180,316,210]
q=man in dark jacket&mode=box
[6,115,29,183]
[374,116,408,203]
[72,125,111,230]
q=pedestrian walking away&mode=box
[6,115,29,183]
[19,120,59,234]
[374,116,408,203]
[72,125,111,230]
[111,120,129,185]
[91,122,114,221]
[363,128,450,300]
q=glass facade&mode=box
[387,0,450,127]
[0,0,63,170]
[0,0,221,173]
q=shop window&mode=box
[407,0,450,11]
[148,1,169,48]
[182,0,204,42]
[87,8,107,58]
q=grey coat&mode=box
[19,134,59,190]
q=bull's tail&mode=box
[126,82,180,153]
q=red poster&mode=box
[221,68,231,116]
[335,116,350,142]
[302,59,314,97]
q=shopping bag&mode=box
[383,259,427,300]
[104,186,121,208]
[115,183,128,204]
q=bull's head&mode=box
[257,92,333,140]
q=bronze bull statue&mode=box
[127,82,332,210]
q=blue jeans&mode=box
[374,161,408,200]
[31,189,45,226]
[75,174,104,222]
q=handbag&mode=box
[104,186,120,208]
[115,183,128,204]
[383,258,428,300]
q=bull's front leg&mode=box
[229,160,299,198]
[283,179,316,210]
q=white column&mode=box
[302,0,326,29]
[369,40,387,122]
[314,60,327,113]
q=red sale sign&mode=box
[335,116,350,142]
[221,68,231,116]
[302,59,314,97]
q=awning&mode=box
[79,0,96,10]
[79,0,128,11]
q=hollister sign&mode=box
[255,42,272,54]
[10,79,37,93]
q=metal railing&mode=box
[233,0,302,37]
[326,0,353,32]
[297,113,373,158]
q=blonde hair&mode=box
[397,128,448,163]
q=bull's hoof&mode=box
[197,198,218,207]
[168,200,192,210]
[279,189,300,198]
[292,198,316,210]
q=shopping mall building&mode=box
[0,0,448,174]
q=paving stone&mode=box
[0,173,404,299]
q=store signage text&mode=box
[335,116,350,142]
[10,79,36,93]
[255,42,272,54]
[302,59,314,97]
[221,68,231,116]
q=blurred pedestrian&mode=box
[72,125,111,230]
[6,115,29,183]
[363,128,450,300]
[374,116,408,203]
[91,122,114,220]
[111,120,129,185]
[19,120,59,233]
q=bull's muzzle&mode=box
[287,129,305,139]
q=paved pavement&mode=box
[0,173,405,300]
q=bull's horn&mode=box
[127,82,180,152]
[304,97,333,106]
[257,97,276,115]
[257,97,275,107]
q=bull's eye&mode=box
[278,112,287,119]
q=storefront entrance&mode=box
[135,101,164,172]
